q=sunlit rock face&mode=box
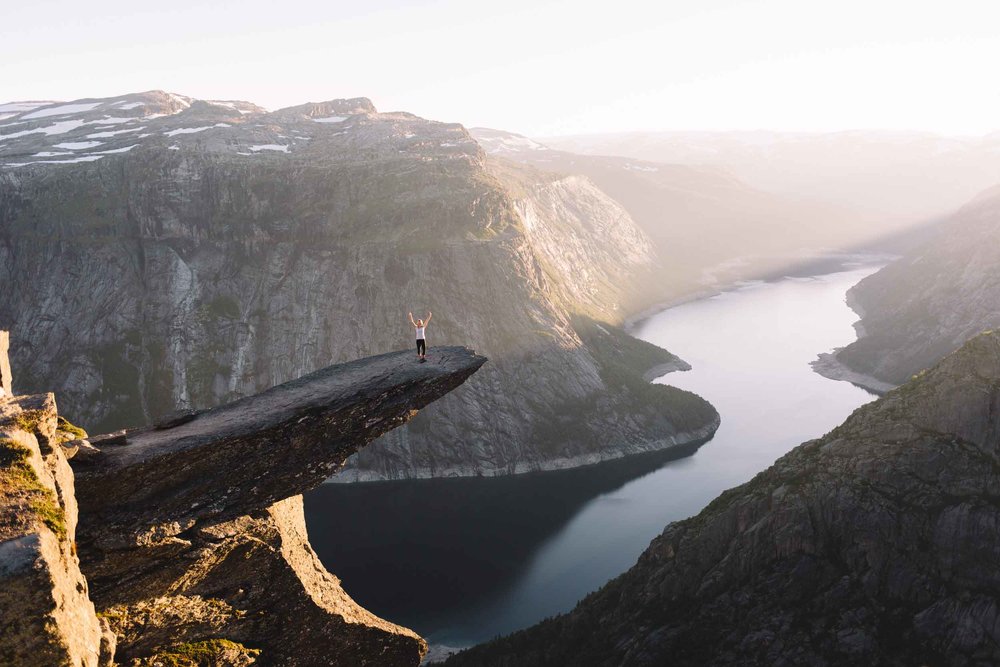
[72,348,486,666]
[835,185,1000,387]
[0,392,115,667]
[0,92,718,480]
[447,331,1000,667]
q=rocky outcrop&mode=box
[0,92,718,481]
[73,347,485,548]
[833,186,1000,387]
[446,331,1000,666]
[2,342,486,665]
[0,392,114,666]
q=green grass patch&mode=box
[56,415,88,442]
[2,410,48,434]
[0,437,67,540]
[142,639,260,667]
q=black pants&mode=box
[416,339,426,356]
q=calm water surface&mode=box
[304,262,883,648]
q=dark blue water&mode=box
[304,263,882,650]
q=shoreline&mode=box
[642,357,692,382]
[810,352,897,396]
[809,265,898,396]
[331,416,721,483]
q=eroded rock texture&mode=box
[447,331,1000,667]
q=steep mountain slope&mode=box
[472,128,890,299]
[447,330,1000,666]
[832,185,1000,386]
[0,92,718,480]
[544,129,1000,223]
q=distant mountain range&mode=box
[543,129,1000,223]
[472,128,916,295]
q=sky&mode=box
[4,0,1000,136]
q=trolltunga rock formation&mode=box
[1,345,485,666]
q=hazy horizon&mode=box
[6,0,1000,138]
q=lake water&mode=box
[304,261,883,650]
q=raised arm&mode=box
[425,312,432,325]
[408,312,417,326]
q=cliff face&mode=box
[447,331,1000,666]
[834,186,1000,386]
[1,344,486,666]
[0,92,718,481]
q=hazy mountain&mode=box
[543,130,1000,224]
[830,184,1000,386]
[0,92,718,481]
[472,128,909,298]
[447,331,1000,667]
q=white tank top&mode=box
[415,326,426,339]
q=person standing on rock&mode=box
[409,311,432,362]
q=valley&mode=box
[305,260,884,655]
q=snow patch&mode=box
[32,151,73,157]
[163,123,230,136]
[0,101,51,113]
[168,93,192,108]
[168,145,180,150]
[86,116,138,125]
[116,101,144,110]
[5,155,105,167]
[623,163,659,172]
[53,141,104,150]
[0,119,86,140]
[208,100,256,114]
[476,133,547,153]
[22,102,103,120]
[94,144,139,154]
[313,115,347,123]
[87,126,144,139]
[249,144,289,153]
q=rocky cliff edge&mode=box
[1,345,485,666]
